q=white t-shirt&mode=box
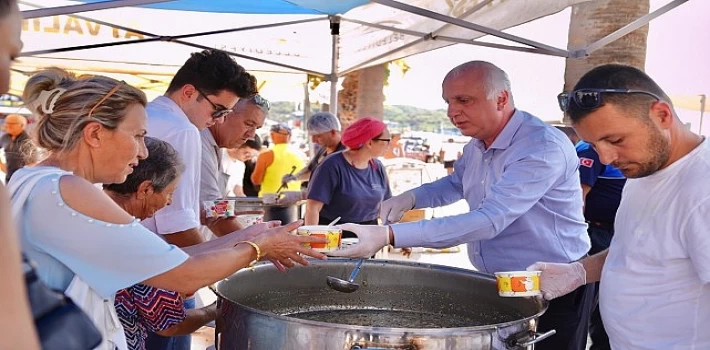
[222,150,245,197]
[600,138,710,350]
[142,96,202,235]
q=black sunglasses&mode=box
[195,87,233,119]
[557,88,662,112]
[252,94,271,111]
[372,138,391,144]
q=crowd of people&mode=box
[1,0,707,348]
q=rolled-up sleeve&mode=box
[394,141,570,248]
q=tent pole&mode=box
[370,0,569,57]
[20,0,175,19]
[436,35,569,57]
[329,16,340,117]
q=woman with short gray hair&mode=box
[104,137,215,350]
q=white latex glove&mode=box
[327,223,389,258]
[281,173,298,184]
[379,191,415,224]
[527,261,587,300]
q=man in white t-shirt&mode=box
[530,64,709,349]
[142,49,258,247]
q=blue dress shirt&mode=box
[392,110,590,273]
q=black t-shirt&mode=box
[242,159,260,197]
[0,131,30,182]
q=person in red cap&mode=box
[304,117,392,238]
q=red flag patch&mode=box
[580,157,594,168]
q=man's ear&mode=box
[180,84,198,102]
[651,101,674,130]
[496,90,510,111]
[136,180,154,200]
[82,121,105,148]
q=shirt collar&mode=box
[477,109,525,151]
[151,96,189,122]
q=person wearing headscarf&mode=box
[304,117,392,238]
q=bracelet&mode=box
[235,241,261,267]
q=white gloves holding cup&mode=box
[379,190,416,224]
[526,261,587,300]
[327,223,389,258]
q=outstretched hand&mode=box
[252,220,328,269]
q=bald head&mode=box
[444,61,515,108]
[3,114,26,137]
[5,114,25,125]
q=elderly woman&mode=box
[104,137,215,350]
[304,117,393,238]
[11,68,326,350]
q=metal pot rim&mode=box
[214,259,549,333]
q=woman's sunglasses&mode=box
[557,88,662,112]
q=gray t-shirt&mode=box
[199,129,228,201]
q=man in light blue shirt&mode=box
[333,61,593,350]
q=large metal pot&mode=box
[213,259,553,350]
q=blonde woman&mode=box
[12,68,325,350]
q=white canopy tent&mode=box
[13,0,689,115]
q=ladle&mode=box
[326,259,365,293]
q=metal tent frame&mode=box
[19,0,689,116]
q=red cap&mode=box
[341,117,386,150]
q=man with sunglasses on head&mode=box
[529,64,710,349]
[332,61,594,350]
[142,49,257,350]
[199,95,268,239]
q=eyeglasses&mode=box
[372,138,391,145]
[557,88,662,112]
[252,94,271,111]
[195,87,233,119]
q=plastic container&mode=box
[494,270,541,297]
[203,199,236,218]
[296,225,342,253]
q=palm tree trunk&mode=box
[564,0,650,93]
[356,64,386,121]
[337,71,359,129]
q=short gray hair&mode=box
[103,137,184,194]
[307,112,341,134]
[445,61,515,107]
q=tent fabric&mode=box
[18,0,588,77]
[71,0,369,15]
